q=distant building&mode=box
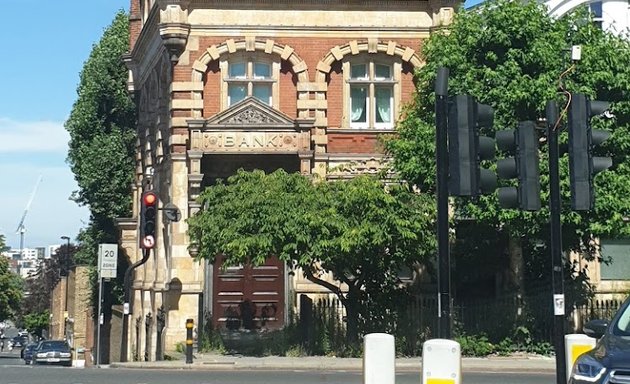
[1,247,46,277]
[48,244,62,259]
[544,0,629,36]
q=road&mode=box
[0,351,554,384]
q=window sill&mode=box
[328,128,396,134]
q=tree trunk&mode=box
[507,234,525,321]
[344,288,360,344]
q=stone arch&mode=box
[315,38,423,84]
[189,38,310,118]
[546,0,590,18]
[191,37,309,83]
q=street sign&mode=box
[98,243,118,279]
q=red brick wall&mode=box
[170,35,423,155]
[279,61,298,119]
[183,36,423,120]
[327,61,344,128]
[327,133,384,154]
[203,61,221,117]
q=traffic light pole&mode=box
[120,248,151,362]
[546,100,567,384]
[435,67,451,339]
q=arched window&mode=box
[343,56,399,130]
[221,54,279,109]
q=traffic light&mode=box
[568,93,612,211]
[447,94,497,196]
[496,121,541,211]
[140,191,157,249]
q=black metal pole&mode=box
[547,100,567,384]
[435,67,451,339]
[186,318,194,364]
[121,248,150,362]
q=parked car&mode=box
[33,340,72,367]
[9,335,28,349]
[569,295,630,383]
[21,342,38,365]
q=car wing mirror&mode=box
[584,319,609,339]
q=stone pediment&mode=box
[203,97,298,130]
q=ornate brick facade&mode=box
[118,0,456,361]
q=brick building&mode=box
[118,0,456,361]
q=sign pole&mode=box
[96,275,103,367]
[96,244,117,367]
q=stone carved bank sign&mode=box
[187,99,313,154]
[190,131,308,153]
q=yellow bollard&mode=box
[422,339,461,384]
[565,334,597,382]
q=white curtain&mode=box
[351,87,366,123]
[376,88,392,123]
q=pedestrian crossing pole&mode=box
[435,67,452,339]
[547,101,567,384]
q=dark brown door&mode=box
[212,255,285,330]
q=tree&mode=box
[188,170,436,342]
[65,11,135,308]
[65,10,136,267]
[0,234,23,321]
[384,0,630,299]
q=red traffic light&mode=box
[143,192,157,206]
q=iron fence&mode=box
[298,291,627,355]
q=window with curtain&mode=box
[226,60,273,106]
[348,62,394,129]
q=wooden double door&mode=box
[212,255,285,330]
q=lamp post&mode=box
[60,236,70,339]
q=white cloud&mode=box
[0,117,69,153]
[0,117,88,250]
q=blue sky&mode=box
[0,0,129,251]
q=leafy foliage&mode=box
[384,0,630,288]
[0,235,23,321]
[21,311,50,338]
[64,11,135,308]
[188,170,436,342]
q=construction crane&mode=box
[15,175,43,256]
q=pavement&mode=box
[109,352,556,373]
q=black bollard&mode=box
[186,318,193,364]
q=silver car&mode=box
[33,340,72,367]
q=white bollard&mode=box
[565,334,597,383]
[363,333,395,384]
[422,339,461,384]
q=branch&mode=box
[303,269,344,299]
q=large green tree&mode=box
[65,10,136,268]
[385,0,630,295]
[188,170,436,342]
[0,234,23,321]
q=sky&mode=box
[0,0,129,251]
